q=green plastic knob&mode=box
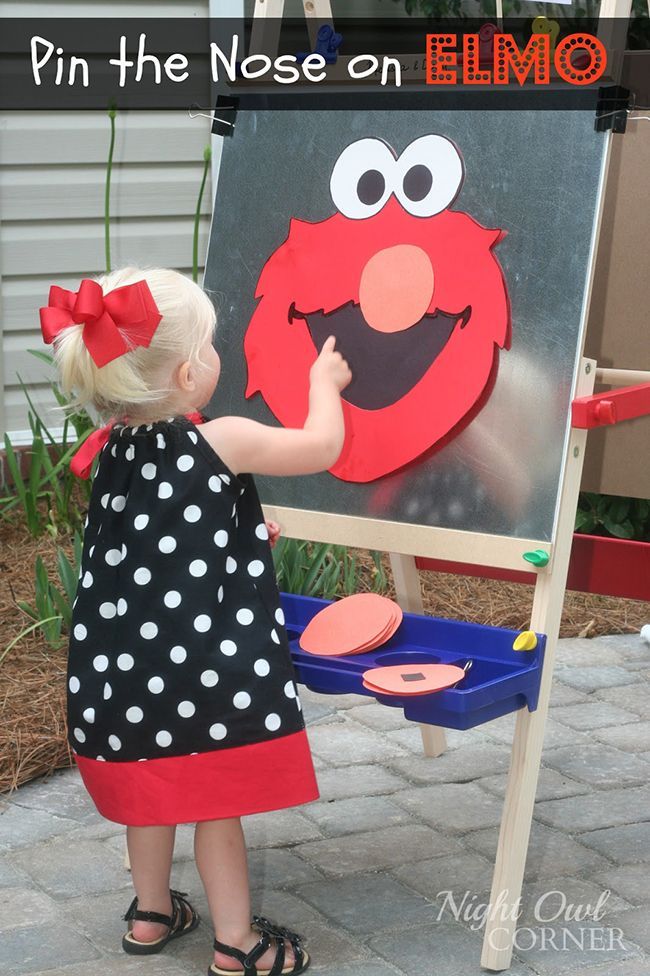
[523,549,550,568]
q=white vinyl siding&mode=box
[0,1,213,439]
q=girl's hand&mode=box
[309,335,352,393]
[266,519,281,548]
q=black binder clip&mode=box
[595,85,632,133]
[189,96,239,137]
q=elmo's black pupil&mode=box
[404,164,433,202]
[357,169,385,206]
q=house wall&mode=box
[0,0,214,440]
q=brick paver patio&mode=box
[1,633,648,976]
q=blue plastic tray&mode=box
[280,592,545,731]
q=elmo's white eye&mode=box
[329,138,396,220]
[394,135,464,218]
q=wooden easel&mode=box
[243,1,630,970]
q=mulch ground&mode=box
[1,514,648,795]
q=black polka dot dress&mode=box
[67,415,319,826]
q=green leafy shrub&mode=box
[2,533,82,662]
[575,492,650,541]
[0,353,94,538]
[273,537,388,600]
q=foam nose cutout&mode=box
[299,593,403,656]
[362,663,466,696]
[359,244,434,333]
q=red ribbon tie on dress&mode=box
[40,278,162,368]
[70,421,115,479]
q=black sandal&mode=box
[122,887,200,954]
[209,914,310,976]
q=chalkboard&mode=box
[203,96,608,544]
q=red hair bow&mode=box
[39,278,162,368]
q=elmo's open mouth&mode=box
[289,301,471,410]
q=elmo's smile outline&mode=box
[288,299,472,411]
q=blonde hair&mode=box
[52,267,217,423]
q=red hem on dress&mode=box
[75,729,320,826]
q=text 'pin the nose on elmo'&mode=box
[243,134,512,483]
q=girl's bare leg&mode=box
[194,818,296,972]
[126,825,176,942]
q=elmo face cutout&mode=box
[244,134,511,483]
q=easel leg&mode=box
[389,552,447,757]
[481,696,551,968]
[419,722,447,758]
[302,0,335,44]
[250,0,286,59]
[250,0,333,56]
[481,358,595,970]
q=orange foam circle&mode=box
[362,663,466,696]
[299,593,402,656]
[359,244,434,333]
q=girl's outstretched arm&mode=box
[199,336,352,477]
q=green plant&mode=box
[193,145,212,284]
[575,492,650,541]
[2,532,82,661]
[273,538,335,597]
[370,549,389,591]
[272,537,388,599]
[0,352,94,537]
[105,105,117,273]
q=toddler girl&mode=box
[40,266,351,976]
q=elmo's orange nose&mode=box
[359,244,434,333]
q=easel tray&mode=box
[281,592,546,731]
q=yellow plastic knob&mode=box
[513,631,538,652]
